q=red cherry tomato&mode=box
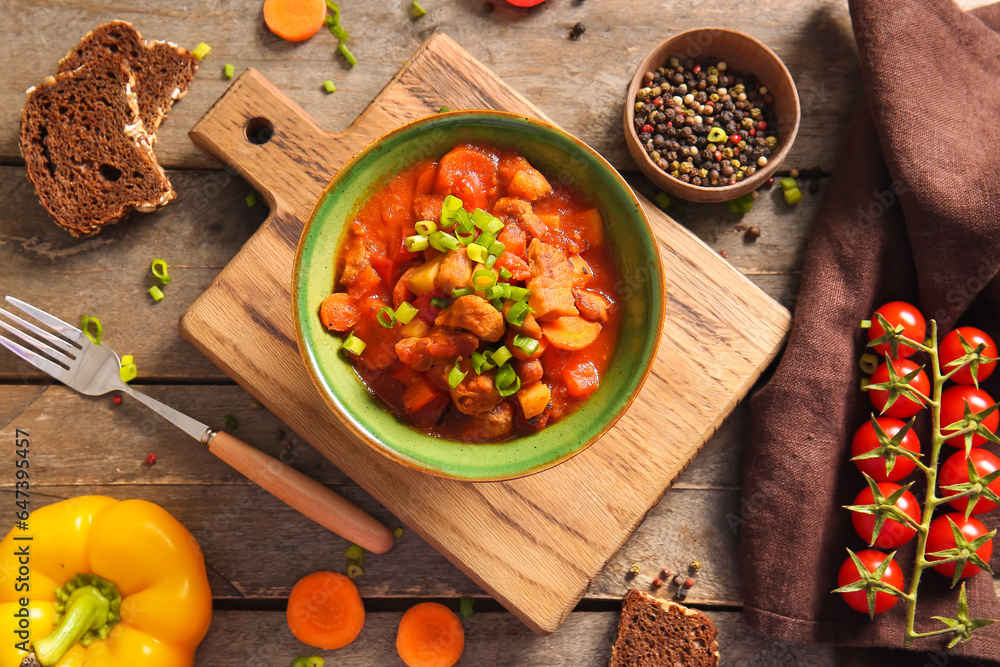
[868,359,929,418]
[940,386,999,449]
[868,302,926,359]
[837,550,904,615]
[940,327,998,385]
[850,483,921,548]
[503,0,546,6]
[940,449,1000,514]
[851,418,920,482]
[926,513,993,579]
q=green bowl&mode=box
[293,111,664,481]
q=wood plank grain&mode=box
[198,610,839,666]
[2,0,862,175]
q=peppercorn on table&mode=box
[2,0,991,664]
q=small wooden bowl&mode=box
[623,28,800,203]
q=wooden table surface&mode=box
[1,1,993,664]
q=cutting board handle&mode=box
[188,68,341,220]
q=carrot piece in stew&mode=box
[347,265,383,299]
[396,602,465,667]
[402,379,443,414]
[495,252,531,282]
[564,361,600,398]
[320,293,360,332]
[541,316,602,351]
[286,571,365,650]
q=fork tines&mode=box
[0,297,84,375]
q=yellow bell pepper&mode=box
[0,496,212,667]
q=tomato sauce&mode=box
[321,143,623,442]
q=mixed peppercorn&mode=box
[633,56,778,187]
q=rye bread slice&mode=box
[19,56,175,237]
[609,589,720,667]
[57,21,198,141]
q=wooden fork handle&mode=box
[208,431,394,553]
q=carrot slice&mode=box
[564,361,600,398]
[263,0,327,42]
[287,571,365,650]
[396,602,465,667]
[540,316,602,351]
[320,293,359,331]
[402,379,443,414]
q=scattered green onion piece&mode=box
[429,231,459,252]
[491,297,504,310]
[452,287,474,299]
[485,255,497,268]
[475,231,495,248]
[224,63,235,78]
[405,234,429,252]
[471,351,496,374]
[448,363,468,389]
[491,346,512,367]
[191,42,212,61]
[453,208,473,231]
[506,301,532,327]
[500,283,512,300]
[323,80,336,94]
[346,564,363,579]
[484,217,504,236]
[331,24,349,42]
[393,527,404,538]
[326,0,340,15]
[415,220,437,236]
[377,306,397,328]
[467,244,489,265]
[859,319,872,329]
[223,414,239,430]
[499,267,513,280]
[706,127,727,144]
[394,302,419,325]
[438,107,451,113]
[495,365,521,397]
[512,334,540,357]
[150,258,171,284]
[411,0,427,18]
[484,285,505,300]
[459,596,474,619]
[119,362,137,383]
[508,286,530,302]
[784,187,803,205]
[780,177,797,191]
[344,544,364,563]
[338,43,357,67]
[292,658,324,667]
[455,226,476,245]
[341,332,366,356]
[489,240,506,257]
[444,195,464,212]
[653,192,672,210]
[121,355,133,366]
[727,193,754,215]
[80,315,102,345]
[148,286,165,302]
[430,297,449,309]
[246,194,258,207]
[472,269,496,291]
[472,208,491,229]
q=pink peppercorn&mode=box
[145,453,157,466]
[684,577,695,588]
[113,395,122,404]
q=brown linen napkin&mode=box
[742,0,1000,660]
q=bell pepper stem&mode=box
[34,586,112,666]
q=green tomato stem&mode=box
[35,588,109,666]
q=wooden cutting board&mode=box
[180,33,791,635]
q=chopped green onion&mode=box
[485,254,497,268]
[780,177,797,191]
[326,0,340,15]
[784,187,803,205]
[415,220,437,236]
[223,414,239,430]
[472,208,491,229]
[455,226,476,245]
[346,563,363,579]
[393,527,404,538]
[489,240,506,257]
[706,127,727,144]
[454,209,473,232]
[148,285,165,302]
[191,42,212,61]
[292,657,324,667]
[491,346,512,367]
[438,107,451,113]
[507,286,530,302]
[653,192,672,210]
[394,302,419,325]
[377,306,396,328]
[506,301,532,327]
[119,361,137,383]
[444,195,463,211]
[500,283,512,300]
[459,596,474,619]
[484,217,504,236]
[338,43,357,67]
[150,258,171,284]
[323,80,336,94]
[490,297,504,310]
[405,234,429,252]
[472,231,492,248]
[430,297,449,309]
[499,267,513,280]
[484,285,505,300]
[224,63,235,78]
[452,287,474,298]
[344,544,364,563]
[331,24,349,42]
[246,194,258,207]
[341,332,366,356]
[80,315,102,345]
[495,365,521,397]
[429,231,459,252]
[472,269,496,291]
[512,334,540,357]
[411,0,427,18]
[121,354,134,366]
[448,363,468,389]
[467,243,489,265]
[726,193,754,215]
[471,351,496,374]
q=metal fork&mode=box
[0,296,393,554]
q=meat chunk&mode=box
[393,265,418,307]
[339,240,369,286]
[451,362,503,416]
[413,194,445,221]
[508,165,552,201]
[502,301,543,339]
[569,255,592,288]
[574,289,612,323]
[526,238,579,321]
[472,401,514,439]
[435,295,505,342]
[395,326,478,371]
[513,358,544,385]
[493,197,547,238]
[435,249,473,294]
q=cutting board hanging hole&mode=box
[245,117,274,145]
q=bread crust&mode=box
[608,589,720,667]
